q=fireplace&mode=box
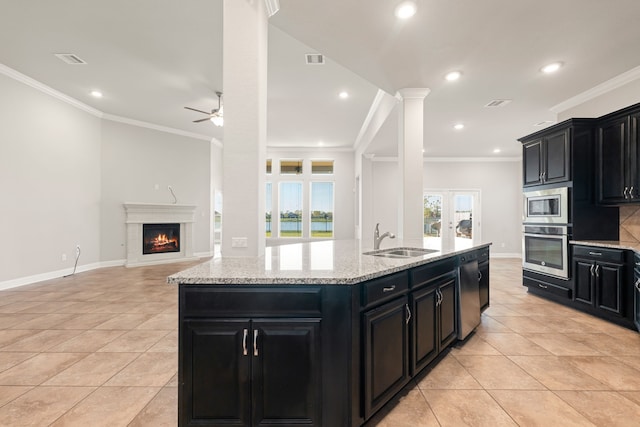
[143,223,180,255]
[124,203,198,267]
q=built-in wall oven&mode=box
[523,187,569,224]
[523,225,569,279]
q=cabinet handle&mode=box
[542,172,546,182]
[624,187,629,199]
[634,278,640,290]
[405,304,411,324]
[382,285,396,292]
[538,284,548,289]
[253,329,259,357]
[437,289,443,306]
[594,264,600,278]
[588,252,602,256]
[478,271,482,282]
[590,264,595,276]
[242,328,248,356]
[631,186,635,199]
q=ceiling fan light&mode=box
[211,115,224,127]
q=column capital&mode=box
[396,88,431,100]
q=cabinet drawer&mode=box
[410,258,458,290]
[573,245,625,263]
[180,286,322,317]
[523,276,571,299]
[362,271,408,308]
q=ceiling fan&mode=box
[185,91,223,126]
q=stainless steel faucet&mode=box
[374,223,395,249]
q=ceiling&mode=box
[1,0,640,159]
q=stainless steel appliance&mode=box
[523,225,569,279]
[523,187,569,224]
[457,253,481,339]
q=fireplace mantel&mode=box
[123,203,198,267]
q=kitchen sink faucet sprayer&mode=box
[374,223,395,249]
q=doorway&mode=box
[423,190,480,252]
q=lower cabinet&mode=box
[573,246,627,318]
[478,248,490,311]
[410,271,457,374]
[181,319,321,427]
[362,296,410,419]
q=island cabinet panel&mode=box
[362,295,410,420]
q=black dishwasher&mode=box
[458,252,481,339]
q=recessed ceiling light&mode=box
[395,1,417,19]
[339,91,349,99]
[445,71,462,81]
[90,90,103,98]
[453,123,464,130]
[541,62,563,74]
[493,148,501,154]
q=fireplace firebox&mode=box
[143,223,180,255]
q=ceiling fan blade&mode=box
[184,106,211,115]
[193,117,211,123]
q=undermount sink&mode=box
[364,247,438,258]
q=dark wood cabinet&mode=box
[181,319,321,427]
[362,296,410,419]
[479,259,490,312]
[521,127,570,187]
[573,245,627,318]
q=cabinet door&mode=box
[598,117,628,204]
[523,140,543,186]
[596,263,624,316]
[544,128,570,184]
[252,319,321,427]
[439,278,457,348]
[574,260,595,306]
[181,320,251,427]
[363,296,410,419]
[411,286,437,374]
[629,112,640,199]
[479,261,490,312]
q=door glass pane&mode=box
[266,183,272,237]
[454,194,473,250]
[310,182,333,238]
[279,182,302,237]
[423,194,442,251]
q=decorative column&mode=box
[221,0,268,257]
[397,88,430,247]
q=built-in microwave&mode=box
[523,187,569,224]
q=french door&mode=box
[423,190,480,253]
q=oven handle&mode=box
[523,233,567,240]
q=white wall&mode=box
[100,120,212,262]
[368,159,522,256]
[266,149,355,245]
[0,73,102,282]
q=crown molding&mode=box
[370,156,520,162]
[396,87,431,99]
[0,63,103,117]
[550,65,640,114]
[102,113,214,142]
[267,145,353,153]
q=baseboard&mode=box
[0,259,125,291]
[194,251,213,258]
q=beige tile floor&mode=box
[0,258,639,426]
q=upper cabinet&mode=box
[520,120,594,189]
[597,105,640,205]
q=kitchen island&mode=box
[169,240,491,427]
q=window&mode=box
[266,183,272,237]
[310,182,334,238]
[279,182,303,237]
[266,159,272,174]
[311,160,334,174]
[280,159,303,175]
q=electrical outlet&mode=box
[232,237,248,248]
[62,253,67,262]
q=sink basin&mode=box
[364,247,438,258]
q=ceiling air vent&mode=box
[534,120,556,127]
[54,53,87,65]
[305,53,325,65]
[484,99,512,108]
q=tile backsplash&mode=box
[619,205,640,242]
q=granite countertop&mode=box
[167,239,492,285]
[571,240,640,253]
